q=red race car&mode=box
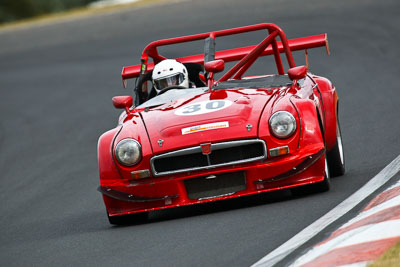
[98,23,345,225]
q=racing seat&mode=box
[184,63,206,88]
[134,71,153,105]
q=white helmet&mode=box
[152,59,189,92]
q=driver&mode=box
[152,59,189,93]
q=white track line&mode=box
[251,154,400,267]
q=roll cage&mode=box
[122,23,329,87]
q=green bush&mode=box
[0,0,97,23]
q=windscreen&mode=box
[213,75,292,90]
[137,87,208,109]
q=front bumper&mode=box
[101,145,325,216]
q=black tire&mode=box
[291,157,330,196]
[107,211,148,225]
[327,117,345,177]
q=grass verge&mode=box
[0,0,168,31]
[368,240,400,267]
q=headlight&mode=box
[269,111,297,138]
[115,139,142,166]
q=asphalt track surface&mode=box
[1,0,399,266]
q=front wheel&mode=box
[327,117,345,177]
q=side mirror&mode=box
[204,60,225,89]
[288,65,308,80]
[204,59,225,73]
[112,96,133,114]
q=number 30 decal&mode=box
[175,100,233,116]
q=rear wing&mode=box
[121,23,329,87]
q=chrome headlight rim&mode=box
[269,111,297,139]
[114,138,142,166]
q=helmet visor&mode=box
[154,73,184,90]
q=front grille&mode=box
[151,139,266,176]
[184,171,246,200]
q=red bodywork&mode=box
[98,23,339,218]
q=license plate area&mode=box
[184,171,246,200]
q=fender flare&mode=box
[290,97,324,148]
[98,127,123,185]
[312,76,339,150]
